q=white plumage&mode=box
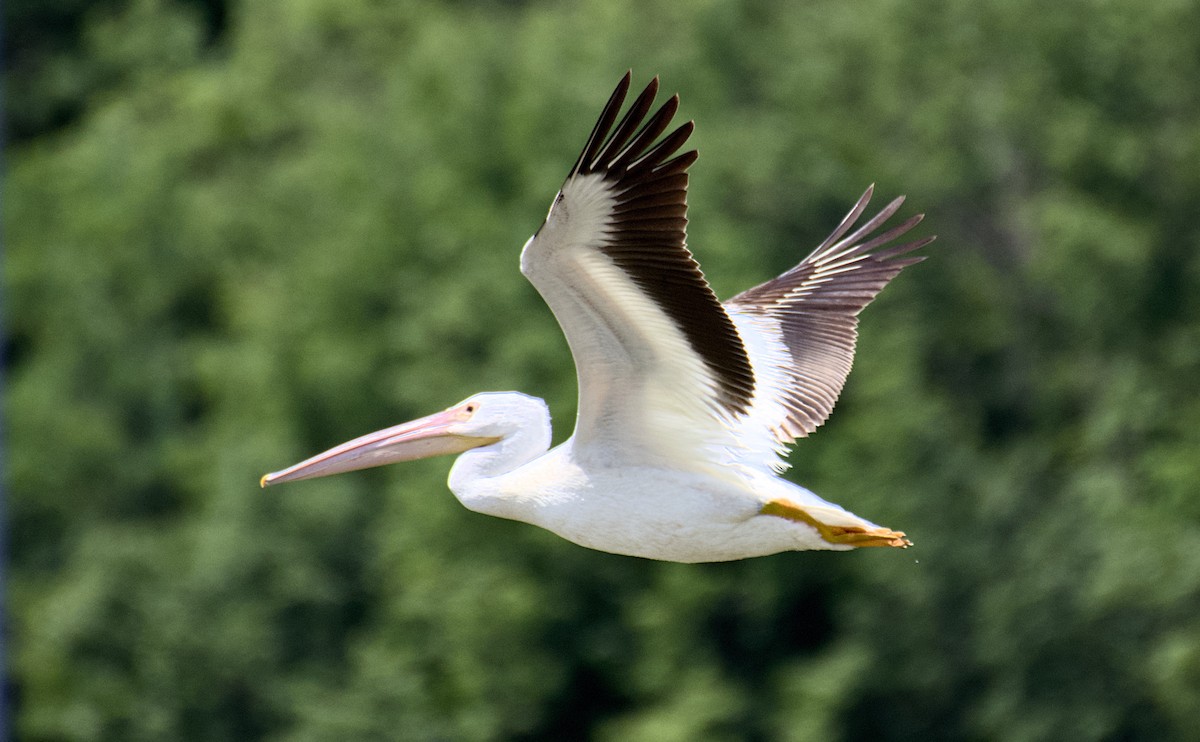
[262,73,933,562]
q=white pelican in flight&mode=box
[262,73,934,562]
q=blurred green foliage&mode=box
[7,0,1200,739]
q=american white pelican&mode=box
[262,73,934,562]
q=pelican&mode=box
[262,73,934,563]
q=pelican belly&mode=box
[543,474,856,562]
[460,447,855,562]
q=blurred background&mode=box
[6,0,1200,739]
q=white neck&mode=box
[447,409,552,518]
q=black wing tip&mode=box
[572,75,634,176]
[657,147,698,177]
[609,71,632,101]
[573,74,698,182]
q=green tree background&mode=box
[7,0,1200,739]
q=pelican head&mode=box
[260,392,547,487]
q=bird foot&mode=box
[760,498,912,548]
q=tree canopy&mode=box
[7,0,1200,739]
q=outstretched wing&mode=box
[726,185,934,451]
[519,73,755,469]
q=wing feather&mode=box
[521,74,755,467]
[727,185,934,446]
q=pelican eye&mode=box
[464,404,477,414]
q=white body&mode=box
[451,432,866,562]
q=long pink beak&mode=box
[260,407,496,487]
